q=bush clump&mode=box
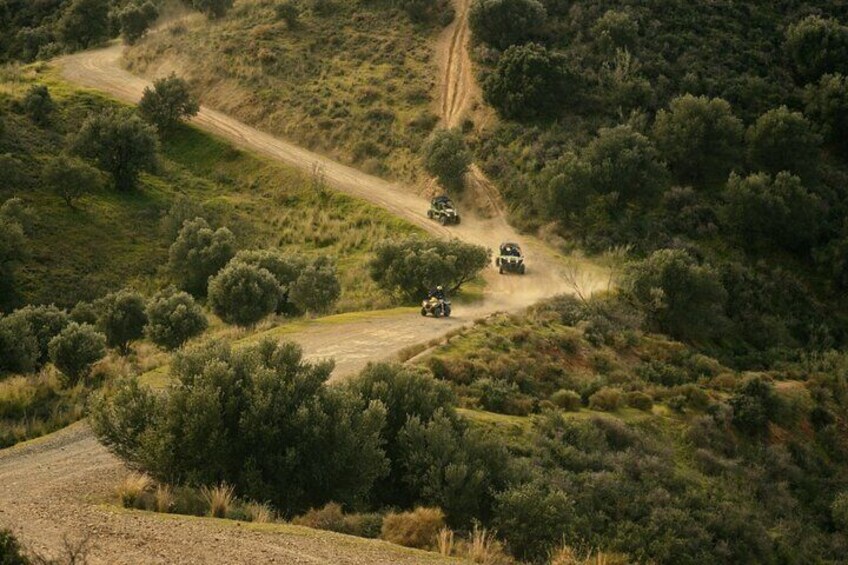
[551,389,582,411]
[588,387,622,411]
[145,287,208,349]
[380,507,445,550]
[48,322,106,384]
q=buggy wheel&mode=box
[519,264,526,275]
[455,216,461,225]
[427,210,433,219]
[439,216,448,226]
[420,307,428,316]
[444,305,451,317]
[499,265,504,274]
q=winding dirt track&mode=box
[0,14,599,562]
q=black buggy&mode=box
[495,242,526,275]
[427,195,461,225]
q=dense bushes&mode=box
[423,129,470,191]
[144,287,207,349]
[469,0,546,49]
[48,322,106,384]
[91,339,388,514]
[168,217,236,295]
[370,237,489,299]
[94,289,147,355]
[785,16,848,83]
[207,261,280,326]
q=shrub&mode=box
[494,481,572,562]
[483,43,569,120]
[70,301,99,325]
[380,507,445,550]
[275,1,300,27]
[168,217,236,295]
[95,289,148,355]
[624,249,727,342]
[785,16,848,82]
[588,387,622,411]
[624,391,653,411]
[145,287,207,349]
[43,153,105,207]
[0,313,39,374]
[138,73,200,133]
[469,0,546,49]
[551,389,582,411]
[651,94,744,187]
[0,529,28,565]
[208,261,279,326]
[244,501,275,523]
[201,483,236,518]
[369,237,490,300]
[5,305,70,368]
[342,512,384,538]
[293,502,346,532]
[117,1,159,44]
[288,256,341,314]
[58,0,111,49]
[155,484,174,513]
[805,73,848,149]
[48,323,106,384]
[730,377,778,436]
[116,472,152,508]
[745,106,821,179]
[23,85,54,126]
[91,339,388,515]
[73,109,158,192]
[473,377,525,414]
[832,492,848,532]
[423,129,470,191]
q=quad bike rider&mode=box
[495,242,526,274]
[427,195,461,225]
[421,285,452,317]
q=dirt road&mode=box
[437,0,476,129]
[0,34,602,563]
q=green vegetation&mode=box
[48,322,107,383]
[144,287,207,350]
[422,129,470,192]
[207,261,280,326]
[123,0,444,181]
[369,237,490,300]
[138,73,200,134]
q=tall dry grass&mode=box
[201,483,236,518]
[437,527,454,556]
[155,484,174,513]
[116,472,152,508]
[549,544,630,565]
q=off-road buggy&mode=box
[421,296,452,318]
[427,195,461,225]
[495,242,526,275]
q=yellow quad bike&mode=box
[420,296,452,317]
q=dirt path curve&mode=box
[0,43,601,563]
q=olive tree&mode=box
[785,16,848,82]
[22,85,54,126]
[369,237,490,300]
[138,73,199,133]
[48,322,106,384]
[207,261,279,326]
[168,217,236,295]
[57,0,111,50]
[117,1,159,45]
[95,289,148,355]
[73,110,158,192]
[745,106,821,180]
[145,287,207,350]
[652,95,744,187]
[43,154,105,208]
[288,256,341,314]
[423,129,470,191]
[483,43,570,120]
[805,73,848,149]
[469,0,546,49]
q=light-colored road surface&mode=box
[0,26,602,562]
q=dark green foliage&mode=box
[723,172,823,253]
[369,236,490,299]
[207,261,279,326]
[144,287,207,349]
[624,249,727,342]
[745,106,821,179]
[288,256,341,314]
[230,249,304,313]
[494,480,573,561]
[22,85,54,126]
[0,529,28,565]
[7,305,70,368]
[833,492,848,532]
[469,0,546,49]
[57,0,111,50]
[483,43,569,120]
[189,0,234,19]
[138,73,199,133]
[168,217,236,295]
[804,73,848,149]
[0,199,30,308]
[91,339,388,515]
[274,1,299,27]
[729,377,778,436]
[785,16,848,83]
[72,109,159,191]
[43,154,105,207]
[70,301,98,325]
[117,1,159,44]
[591,9,638,56]
[422,129,470,191]
[95,289,148,355]
[48,322,106,384]
[651,95,743,187]
[0,312,39,374]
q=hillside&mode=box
[124,0,445,182]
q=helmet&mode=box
[436,285,443,291]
